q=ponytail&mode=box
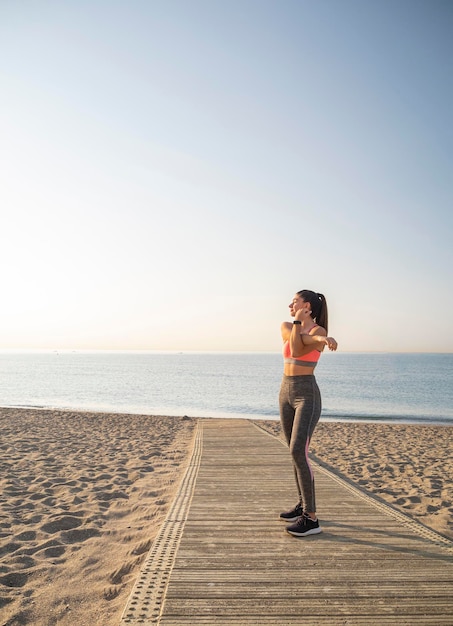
[297,290,328,333]
[316,293,328,334]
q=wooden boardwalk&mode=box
[120,418,453,626]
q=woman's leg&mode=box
[279,376,303,503]
[288,377,321,514]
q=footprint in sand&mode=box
[61,527,101,543]
[109,559,137,585]
[29,492,50,501]
[103,585,121,600]
[131,539,151,556]
[96,473,113,481]
[41,497,57,507]
[15,531,36,542]
[95,490,129,502]
[23,513,43,525]
[43,545,66,558]
[395,495,421,508]
[10,556,36,569]
[41,515,83,534]
[22,538,63,556]
[0,542,21,556]
[0,572,28,588]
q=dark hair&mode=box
[297,290,328,333]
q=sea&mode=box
[0,351,452,425]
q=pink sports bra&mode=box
[283,325,321,368]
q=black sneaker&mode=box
[279,503,304,522]
[286,514,322,537]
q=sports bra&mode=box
[283,325,321,367]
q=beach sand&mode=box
[1,409,452,626]
[0,409,196,626]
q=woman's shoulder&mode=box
[309,324,326,336]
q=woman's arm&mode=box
[282,321,337,355]
[282,322,325,357]
[302,333,338,351]
[281,321,292,343]
[290,324,326,357]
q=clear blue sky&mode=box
[1,0,452,352]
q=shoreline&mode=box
[1,408,452,626]
[1,404,452,427]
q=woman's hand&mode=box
[324,337,338,351]
[294,307,311,322]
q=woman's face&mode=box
[289,294,307,317]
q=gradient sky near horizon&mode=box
[1,0,452,353]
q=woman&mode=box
[279,290,337,537]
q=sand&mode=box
[0,409,196,626]
[1,409,451,626]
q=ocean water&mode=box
[0,351,452,425]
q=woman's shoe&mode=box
[279,502,303,522]
[286,514,322,537]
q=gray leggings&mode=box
[279,375,321,513]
